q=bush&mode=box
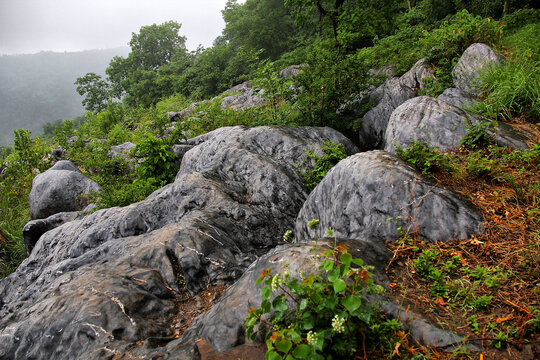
[244,243,398,359]
[395,141,454,175]
[300,142,348,192]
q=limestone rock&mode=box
[109,142,136,158]
[279,64,307,79]
[453,43,503,96]
[295,151,484,243]
[384,96,529,153]
[28,160,101,220]
[358,59,434,150]
[23,211,81,255]
[437,87,478,109]
[0,126,356,360]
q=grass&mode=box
[387,122,540,359]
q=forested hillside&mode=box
[0,0,539,358]
[0,47,129,145]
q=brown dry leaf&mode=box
[496,314,513,323]
[434,297,448,306]
[392,342,401,357]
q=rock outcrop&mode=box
[384,96,529,153]
[357,59,433,150]
[28,160,101,220]
[0,126,357,360]
[453,43,503,95]
[295,151,484,243]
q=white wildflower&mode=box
[306,330,318,345]
[271,275,281,291]
[331,315,345,333]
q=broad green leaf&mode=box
[340,253,352,266]
[342,295,362,313]
[275,339,292,354]
[351,258,364,266]
[323,260,334,271]
[261,286,272,301]
[333,279,347,293]
[262,300,271,313]
[292,344,311,358]
[327,269,339,282]
[323,295,337,309]
[299,298,308,311]
[266,350,282,360]
[272,296,289,312]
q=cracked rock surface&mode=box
[0,126,357,360]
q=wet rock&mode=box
[0,126,356,360]
[384,96,529,153]
[357,59,434,150]
[295,151,484,243]
[453,43,503,96]
[28,160,101,220]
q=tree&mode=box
[74,73,113,112]
[106,21,188,107]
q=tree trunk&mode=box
[503,0,510,16]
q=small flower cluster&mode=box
[271,274,281,291]
[331,315,346,333]
[306,330,318,345]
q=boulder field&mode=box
[0,44,533,359]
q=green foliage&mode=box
[470,32,540,121]
[74,72,114,113]
[459,120,496,149]
[300,142,348,192]
[244,244,397,359]
[395,141,454,175]
[133,136,178,186]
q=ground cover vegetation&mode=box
[0,0,538,358]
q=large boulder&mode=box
[357,59,434,150]
[295,151,484,243]
[109,142,136,159]
[437,87,478,109]
[28,160,101,220]
[453,43,503,96]
[0,126,357,360]
[384,96,529,153]
[23,211,81,256]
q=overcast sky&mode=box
[0,0,240,55]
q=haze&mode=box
[0,0,237,55]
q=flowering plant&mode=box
[243,241,399,359]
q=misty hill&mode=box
[0,47,129,145]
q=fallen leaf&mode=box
[435,297,448,306]
[496,314,513,323]
[392,342,401,357]
[470,236,484,245]
[389,283,398,288]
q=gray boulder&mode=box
[279,64,307,79]
[0,126,357,360]
[23,211,81,256]
[295,151,484,243]
[437,87,478,109]
[109,142,136,158]
[28,160,101,220]
[384,96,529,153]
[358,59,434,150]
[453,43,503,96]
[220,86,265,110]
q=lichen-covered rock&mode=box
[295,151,484,243]
[28,160,101,220]
[0,126,357,360]
[453,43,503,95]
[437,87,478,109]
[384,96,529,153]
[357,59,433,150]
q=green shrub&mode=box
[459,120,496,149]
[244,243,397,359]
[300,142,348,192]
[133,135,178,186]
[395,141,454,176]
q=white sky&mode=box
[0,0,241,55]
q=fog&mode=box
[0,0,237,55]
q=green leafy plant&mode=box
[244,244,397,359]
[301,141,347,192]
[133,135,178,186]
[459,120,496,149]
[396,141,454,176]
